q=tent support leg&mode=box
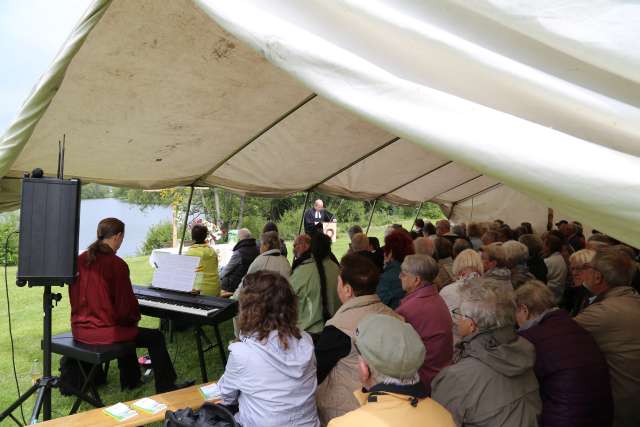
[448,202,457,220]
[366,199,378,234]
[178,186,195,255]
[298,191,311,235]
[413,202,423,229]
[238,195,245,229]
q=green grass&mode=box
[0,220,419,424]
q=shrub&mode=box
[139,221,173,255]
[0,212,20,265]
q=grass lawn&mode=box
[0,222,411,424]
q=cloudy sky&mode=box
[0,0,93,132]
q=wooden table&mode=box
[35,383,219,426]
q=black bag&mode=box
[163,403,239,427]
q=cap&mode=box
[355,314,425,379]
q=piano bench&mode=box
[51,332,136,415]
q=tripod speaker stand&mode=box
[0,154,81,424]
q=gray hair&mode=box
[592,247,634,288]
[401,254,439,283]
[514,280,556,316]
[459,279,516,331]
[502,241,529,268]
[452,249,483,276]
[260,231,281,250]
[237,228,252,241]
[369,364,420,386]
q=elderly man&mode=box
[432,282,541,426]
[304,199,336,236]
[349,232,381,271]
[292,234,312,272]
[220,228,259,294]
[413,236,435,256]
[480,243,513,291]
[396,255,453,391]
[434,219,458,244]
[328,315,455,427]
[575,248,640,427]
[315,254,402,425]
[515,281,613,427]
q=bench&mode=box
[51,332,136,414]
[35,383,217,426]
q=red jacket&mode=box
[396,284,453,392]
[69,251,140,344]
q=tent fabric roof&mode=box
[0,0,639,245]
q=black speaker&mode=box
[17,177,81,286]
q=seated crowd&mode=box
[74,215,640,426]
[212,217,640,427]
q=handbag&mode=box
[163,402,239,427]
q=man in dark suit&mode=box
[304,199,335,235]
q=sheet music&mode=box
[151,253,200,293]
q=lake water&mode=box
[79,199,172,257]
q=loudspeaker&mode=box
[17,177,81,286]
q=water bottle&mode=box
[30,359,41,385]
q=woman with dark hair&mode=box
[291,233,341,336]
[214,271,320,427]
[259,221,288,257]
[69,218,184,392]
[377,230,415,309]
[185,224,220,296]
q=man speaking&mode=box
[304,199,336,235]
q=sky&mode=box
[0,0,93,132]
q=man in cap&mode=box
[328,314,455,427]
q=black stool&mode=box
[51,332,136,414]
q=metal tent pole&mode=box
[413,202,423,229]
[178,186,195,255]
[298,191,311,234]
[366,199,378,234]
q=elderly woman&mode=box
[432,282,541,427]
[503,240,536,289]
[376,230,414,309]
[215,271,320,427]
[439,249,484,314]
[566,249,596,316]
[480,243,513,291]
[515,281,613,427]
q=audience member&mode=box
[480,243,512,291]
[413,236,435,257]
[565,249,595,316]
[543,234,568,303]
[586,233,616,251]
[435,219,458,244]
[565,222,585,252]
[292,234,312,272]
[433,237,455,289]
[315,254,401,425]
[396,255,453,392]
[481,230,499,245]
[413,218,425,236]
[452,224,466,239]
[614,244,640,292]
[349,232,381,271]
[368,236,384,270]
[347,225,363,242]
[245,231,291,280]
[521,222,534,235]
[432,283,541,427]
[423,221,437,237]
[260,221,288,257]
[439,249,484,314]
[327,315,455,427]
[496,226,512,243]
[503,240,535,289]
[515,281,613,427]
[220,228,259,293]
[452,238,471,259]
[376,231,414,309]
[291,233,341,336]
[518,234,548,282]
[185,224,220,296]
[215,272,320,427]
[575,248,640,427]
[467,222,484,250]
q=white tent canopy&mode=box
[0,0,638,245]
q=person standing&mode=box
[304,199,336,236]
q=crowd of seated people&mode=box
[85,214,638,427]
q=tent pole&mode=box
[366,199,378,234]
[298,191,311,235]
[238,195,246,229]
[178,186,195,255]
[413,202,423,229]
[547,208,554,231]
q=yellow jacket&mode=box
[328,384,455,427]
[186,243,220,296]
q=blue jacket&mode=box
[376,260,405,309]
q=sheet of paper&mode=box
[103,402,138,421]
[133,397,167,414]
[200,383,221,401]
[151,252,200,292]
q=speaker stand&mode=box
[0,286,62,425]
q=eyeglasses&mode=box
[451,308,475,323]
